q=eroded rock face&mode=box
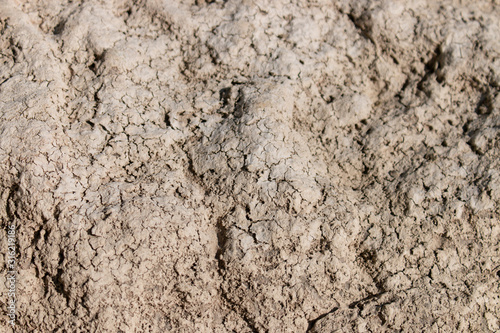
[0,0,499,332]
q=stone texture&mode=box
[0,0,499,332]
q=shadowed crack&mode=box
[348,291,387,310]
[215,215,228,270]
[306,306,339,332]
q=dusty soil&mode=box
[0,0,499,332]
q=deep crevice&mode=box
[215,215,228,271]
[219,87,231,108]
[233,88,245,118]
[346,13,375,46]
[53,20,66,35]
[416,45,442,93]
[348,291,387,310]
[164,113,172,128]
[306,306,339,332]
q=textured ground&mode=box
[0,0,499,332]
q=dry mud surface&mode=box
[0,0,499,332]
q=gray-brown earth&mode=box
[0,0,499,332]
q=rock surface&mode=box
[0,0,499,332]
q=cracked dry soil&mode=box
[0,0,500,332]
